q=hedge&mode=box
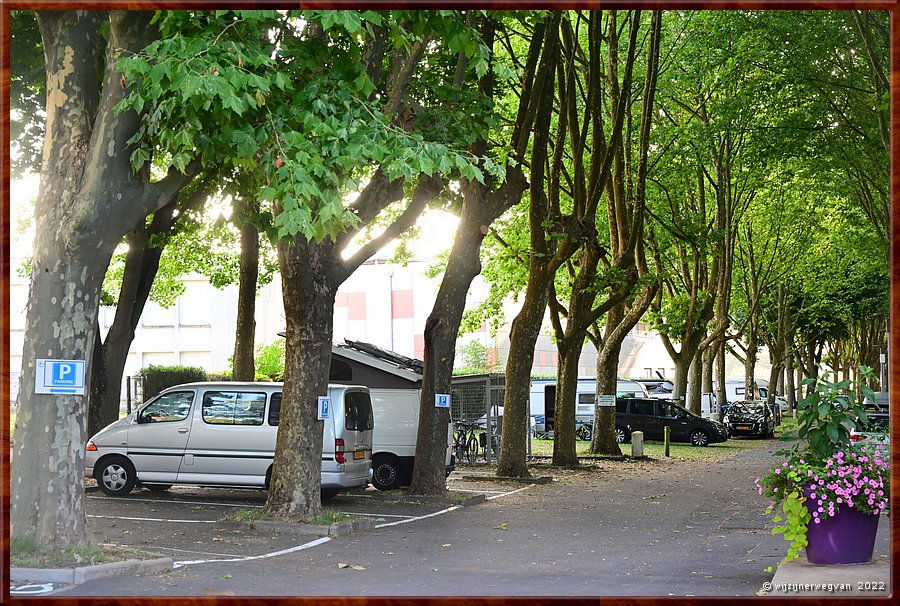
[139,364,208,398]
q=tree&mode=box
[409,14,547,495]
[10,11,199,547]
[120,10,493,520]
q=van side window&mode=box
[138,391,193,423]
[269,393,281,426]
[345,392,374,431]
[615,399,628,414]
[202,391,266,425]
[576,393,594,414]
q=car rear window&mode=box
[345,391,374,431]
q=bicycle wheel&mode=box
[466,434,479,463]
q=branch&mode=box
[342,175,444,276]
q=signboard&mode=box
[35,359,85,395]
[435,393,451,408]
[317,396,331,420]
[597,394,616,408]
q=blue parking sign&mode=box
[317,396,331,420]
[35,359,86,395]
[435,393,451,408]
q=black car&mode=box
[614,398,729,447]
[723,400,775,438]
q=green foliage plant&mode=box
[254,338,286,381]
[139,364,208,399]
[755,367,889,561]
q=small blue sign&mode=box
[317,396,331,420]
[435,393,451,408]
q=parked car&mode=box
[850,411,889,447]
[722,400,776,438]
[614,398,729,447]
[85,382,374,500]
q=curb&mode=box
[461,475,553,484]
[10,557,174,584]
[368,490,487,507]
[217,517,375,538]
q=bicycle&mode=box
[454,421,481,463]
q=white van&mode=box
[368,388,454,491]
[85,382,373,500]
[531,378,649,436]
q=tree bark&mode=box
[233,197,260,381]
[12,11,197,547]
[266,238,340,521]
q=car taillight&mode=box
[335,438,346,464]
[85,441,97,451]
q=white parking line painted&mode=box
[88,495,264,508]
[172,536,331,568]
[342,512,413,519]
[486,486,533,500]
[374,505,461,528]
[88,514,216,524]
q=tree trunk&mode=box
[11,10,196,547]
[592,320,624,457]
[265,238,340,521]
[687,352,703,414]
[409,189,509,495]
[233,199,260,381]
[716,341,727,421]
[87,204,178,437]
[744,320,758,399]
[551,339,583,466]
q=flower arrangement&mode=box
[755,368,890,561]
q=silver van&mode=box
[85,382,374,500]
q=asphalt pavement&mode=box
[11,437,892,597]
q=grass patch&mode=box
[231,508,270,523]
[11,537,161,569]
[529,434,773,460]
[309,508,355,526]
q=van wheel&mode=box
[615,426,629,444]
[96,456,137,496]
[372,455,404,491]
[320,488,339,502]
[690,429,710,447]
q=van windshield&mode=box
[345,391,374,431]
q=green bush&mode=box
[139,364,207,398]
[255,338,286,381]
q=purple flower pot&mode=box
[804,490,880,565]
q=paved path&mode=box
[42,438,830,597]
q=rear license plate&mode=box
[737,425,751,430]
[354,451,365,460]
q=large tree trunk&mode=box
[551,339,583,466]
[592,313,625,457]
[408,194,494,495]
[265,238,340,521]
[233,198,260,381]
[87,203,179,437]
[12,11,196,546]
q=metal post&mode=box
[664,426,671,457]
[126,376,132,415]
[485,376,492,463]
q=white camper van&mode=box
[85,382,373,500]
[368,388,454,491]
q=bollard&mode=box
[664,425,671,457]
[631,431,644,458]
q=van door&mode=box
[331,389,374,488]
[177,388,272,487]
[658,401,692,441]
[128,390,195,483]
